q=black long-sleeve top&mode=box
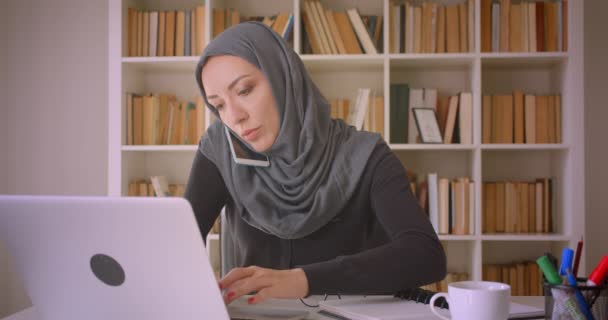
[184,140,446,295]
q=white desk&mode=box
[2,296,545,320]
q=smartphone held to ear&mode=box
[224,126,270,167]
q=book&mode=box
[346,8,378,54]
[175,10,185,56]
[150,176,171,197]
[334,11,362,54]
[443,95,459,144]
[128,8,137,56]
[408,88,423,143]
[149,11,158,57]
[428,173,439,233]
[194,5,206,55]
[157,11,166,56]
[348,88,371,130]
[184,9,191,56]
[126,93,134,145]
[458,92,472,144]
[314,1,337,54]
[390,84,409,144]
[325,10,346,54]
[482,95,492,143]
[319,292,543,320]
[491,2,500,52]
[143,12,149,57]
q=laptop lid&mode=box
[0,195,229,320]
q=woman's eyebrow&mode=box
[206,74,251,100]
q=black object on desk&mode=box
[394,287,449,309]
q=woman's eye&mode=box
[215,104,224,111]
[238,87,252,96]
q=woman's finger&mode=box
[224,271,272,304]
[219,266,256,289]
[247,287,271,305]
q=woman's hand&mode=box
[219,266,309,305]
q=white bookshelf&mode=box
[108,0,585,283]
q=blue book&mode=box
[185,10,191,56]
[282,14,293,41]
[367,16,376,40]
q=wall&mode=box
[4,0,108,195]
[0,0,108,317]
[0,2,9,316]
[584,0,608,274]
[0,3,7,195]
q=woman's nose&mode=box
[224,101,248,126]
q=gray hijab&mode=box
[195,22,380,239]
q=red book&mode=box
[536,2,545,52]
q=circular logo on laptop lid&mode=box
[90,254,126,286]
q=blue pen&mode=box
[565,268,594,320]
[560,247,574,276]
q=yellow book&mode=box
[143,11,149,56]
[375,96,384,138]
[213,8,225,38]
[133,95,143,145]
[325,10,347,54]
[157,11,166,56]
[175,11,185,56]
[458,2,467,52]
[194,6,206,55]
[128,8,137,56]
[165,11,176,56]
[445,5,459,53]
[436,5,446,53]
[334,12,362,54]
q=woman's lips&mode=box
[242,127,260,141]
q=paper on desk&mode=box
[227,305,309,320]
[319,296,544,320]
[320,296,450,319]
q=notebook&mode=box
[318,288,545,320]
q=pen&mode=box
[573,237,583,277]
[560,247,574,276]
[586,256,608,286]
[565,268,594,320]
[537,255,562,285]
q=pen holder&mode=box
[543,278,608,320]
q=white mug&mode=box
[429,281,511,320]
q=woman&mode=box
[185,21,446,305]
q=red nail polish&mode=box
[218,283,223,290]
[247,297,255,304]
[227,291,235,298]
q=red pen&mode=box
[573,237,583,277]
[586,256,608,286]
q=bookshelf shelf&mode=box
[122,56,199,62]
[109,0,585,287]
[300,55,384,71]
[438,235,477,241]
[122,145,198,152]
[389,144,476,151]
[481,234,571,242]
[480,52,568,67]
[122,56,199,72]
[480,144,569,151]
[388,53,476,68]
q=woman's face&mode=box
[202,55,280,153]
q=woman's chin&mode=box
[250,140,272,153]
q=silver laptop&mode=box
[0,195,247,320]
